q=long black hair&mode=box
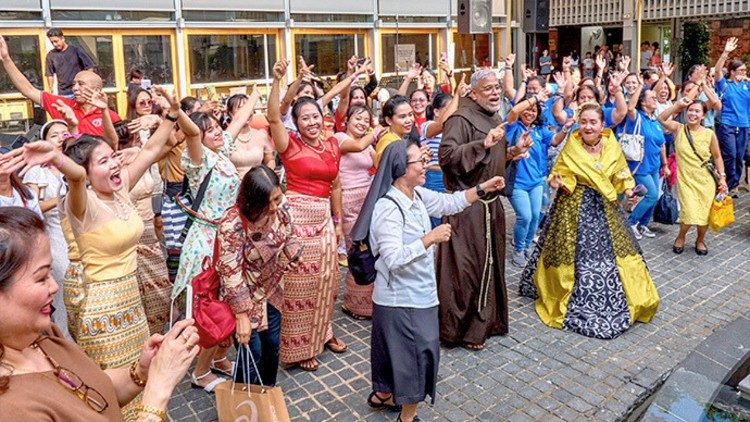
[236,165,280,223]
[64,134,106,171]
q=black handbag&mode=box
[348,194,406,286]
[653,180,678,225]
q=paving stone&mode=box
[165,194,750,421]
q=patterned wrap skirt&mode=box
[519,186,660,339]
[135,219,172,335]
[342,184,373,318]
[72,271,150,421]
[63,260,85,340]
[280,194,338,364]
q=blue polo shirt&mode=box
[715,78,750,128]
[506,121,555,190]
[570,105,616,132]
[624,110,665,175]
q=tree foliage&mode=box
[679,21,710,75]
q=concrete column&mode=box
[622,0,637,66]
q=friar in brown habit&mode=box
[437,69,531,349]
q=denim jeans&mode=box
[510,185,544,251]
[628,170,660,227]
[233,304,281,386]
[716,124,749,190]
[424,169,445,228]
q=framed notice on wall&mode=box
[395,44,415,71]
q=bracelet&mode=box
[165,113,178,122]
[332,213,342,225]
[129,360,147,387]
[50,153,64,169]
[137,404,166,422]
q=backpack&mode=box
[348,192,416,286]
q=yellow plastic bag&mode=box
[708,196,734,232]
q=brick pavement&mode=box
[168,195,750,421]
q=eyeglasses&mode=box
[137,100,152,107]
[34,339,109,413]
[406,157,429,166]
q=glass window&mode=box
[295,34,363,77]
[50,10,173,21]
[0,36,43,94]
[381,33,436,74]
[290,13,371,23]
[454,33,492,69]
[0,11,42,20]
[65,35,115,87]
[182,10,283,22]
[123,35,174,85]
[189,34,276,84]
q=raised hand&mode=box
[298,56,315,78]
[660,62,675,78]
[513,130,533,159]
[406,63,422,80]
[356,58,372,75]
[0,148,26,178]
[724,37,738,54]
[483,123,506,149]
[595,54,607,71]
[51,99,79,127]
[455,73,470,97]
[622,55,631,71]
[248,83,261,104]
[552,71,567,92]
[676,95,693,109]
[16,141,58,175]
[273,59,290,80]
[152,85,179,111]
[438,59,452,74]
[347,55,358,74]
[504,53,516,68]
[0,36,10,62]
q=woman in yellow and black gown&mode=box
[519,104,660,339]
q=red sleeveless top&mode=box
[281,132,340,197]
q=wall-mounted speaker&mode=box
[523,0,549,33]
[457,0,492,35]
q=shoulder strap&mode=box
[683,125,708,163]
[190,168,213,213]
[382,195,406,226]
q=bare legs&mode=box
[673,224,709,251]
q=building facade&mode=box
[1,0,516,124]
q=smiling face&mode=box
[200,117,224,151]
[85,142,125,194]
[402,144,427,188]
[471,74,503,113]
[640,90,658,113]
[520,104,538,127]
[0,233,56,342]
[296,103,324,142]
[578,108,604,144]
[135,91,153,117]
[624,75,639,96]
[347,109,371,138]
[657,83,670,102]
[686,102,706,126]
[385,103,414,137]
[45,123,69,150]
[410,91,429,116]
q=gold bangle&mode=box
[137,404,166,422]
[129,360,147,387]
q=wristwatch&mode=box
[165,113,179,122]
[476,184,487,198]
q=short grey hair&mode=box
[471,69,497,89]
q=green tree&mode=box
[679,21,710,74]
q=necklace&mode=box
[236,132,252,143]
[302,138,327,154]
[101,192,132,221]
[582,137,602,153]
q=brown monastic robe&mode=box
[437,97,509,344]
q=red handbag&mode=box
[191,235,236,349]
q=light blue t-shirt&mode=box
[715,78,750,128]
[624,110,665,175]
[506,121,555,190]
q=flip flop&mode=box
[325,336,347,353]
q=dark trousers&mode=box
[716,124,749,190]
[233,304,281,386]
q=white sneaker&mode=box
[511,249,527,268]
[631,224,642,240]
[524,246,534,260]
[639,225,656,238]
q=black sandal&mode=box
[368,391,401,411]
[396,414,422,422]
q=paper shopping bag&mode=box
[215,381,290,422]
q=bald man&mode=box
[0,35,120,138]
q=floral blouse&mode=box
[216,204,301,328]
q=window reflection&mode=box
[123,35,174,85]
[65,35,115,87]
[188,34,275,83]
[381,33,435,74]
[295,34,362,77]
[0,36,42,94]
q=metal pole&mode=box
[636,0,642,70]
[505,0,512,56]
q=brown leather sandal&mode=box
[325,336,347,353]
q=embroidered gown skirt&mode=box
[519,186,660,339]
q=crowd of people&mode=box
[0,28,747,421]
